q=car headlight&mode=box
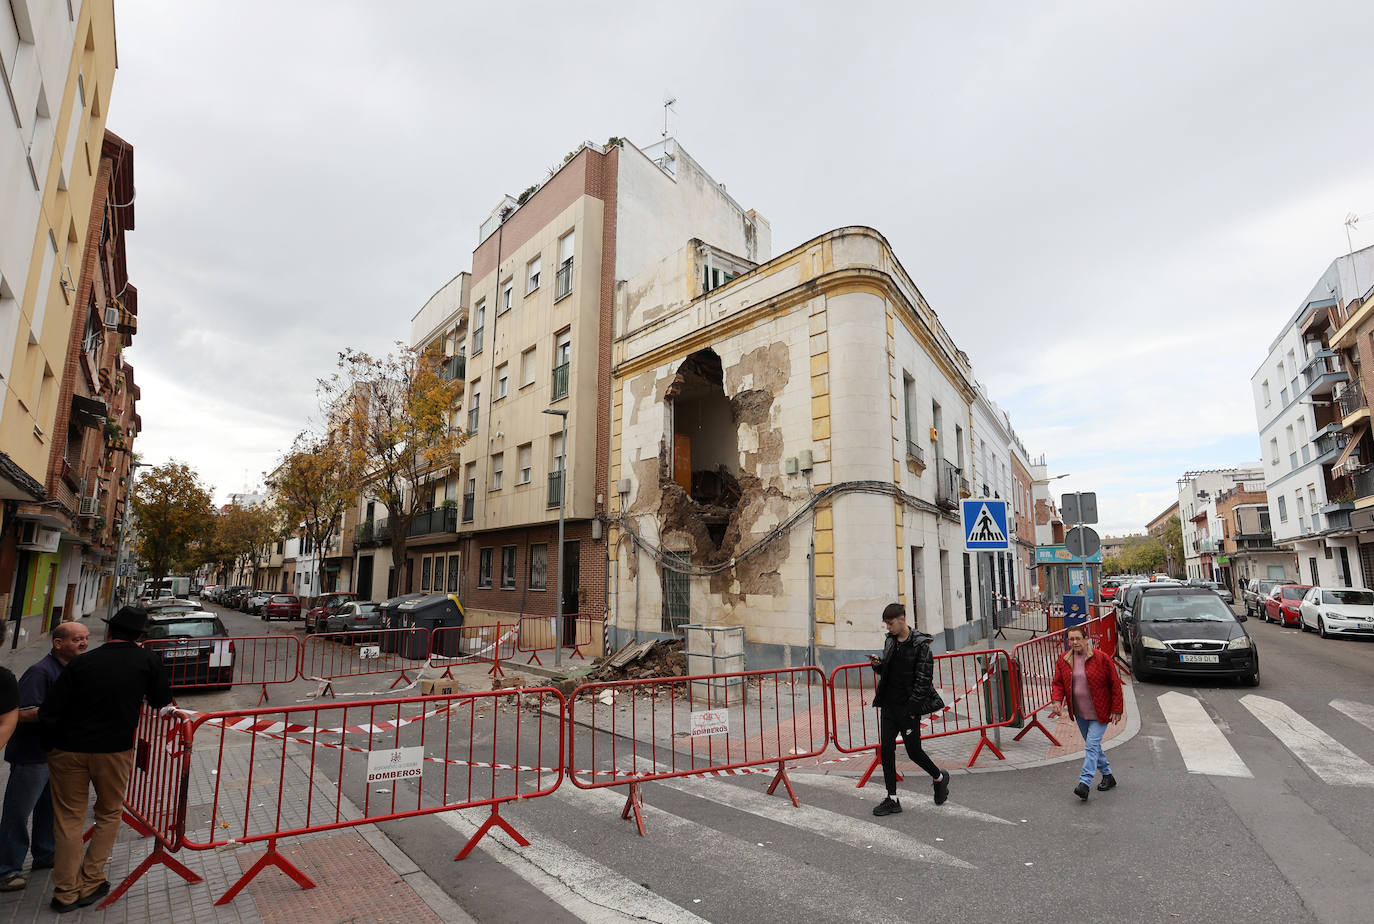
[1139,635,1166,650]
[1227,636,1252,650]
[1325,611,1345,621]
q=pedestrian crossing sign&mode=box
[962,499,1010,551]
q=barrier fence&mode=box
[300,628,432,695]
[145,635,301,704]
[1008,612,1119,748]
[180,687,565,904]
[432,623,517,678]
[515,614,602,665]
[828,648,1019,786]
[566,666,829,835]
[992,599,1052,638]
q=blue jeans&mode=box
[0,761,54,877]
[1075,717,1111,787]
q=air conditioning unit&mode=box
[104,305,119,328]
[79,496,99,517]
[18,522,61,553]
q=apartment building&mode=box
[1029,457,1093,599]
[971,383,1018,623]
[1145,501,1180,575]
[1178,468,1263,582]
[1009,444,1035,599]
[1215,485,1289,592]
[1,0,119,638]
[456,138,769,629]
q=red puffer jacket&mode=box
[1050,647,1123,722]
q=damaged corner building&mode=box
[611,225,1013,669]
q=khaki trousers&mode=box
[46,748,133,905]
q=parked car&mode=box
[144,600,207,618]
[263,593,302,622]
[305,592,359,633]
[221,586,252,609]
[144,612,235,690]
[1188,580,1234,606]
[244,591,273,616]
[1263,584,1311,627]
[1298,586,1374,638]
[1243,579,1280,619]
[1101,579,1124,601]
[324,601,382,633]
[1116,579,1179,636]
[1121,585,1259,685]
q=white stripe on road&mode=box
[1330,698,1374,734]
[437,808,707,924]
[788,770,1017,825]
[1241,694,1374,787]
[660,775,973,868]
[1157,691,1252,778]
[558,784,908,924]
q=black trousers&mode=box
[879,706,941,794]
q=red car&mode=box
[1264,584,1311,626]
[262,593,302,622]
[1101,580,1122,601]
[305,592,358,633]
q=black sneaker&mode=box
[50,897,78,915]
[872,796,902,816]
[932,770,950,805]
[1074,782,1090,801]
[1097,773,1117,791]
[75,881,110,908]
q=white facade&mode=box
[1178,468,1262,581]
[971,384,1016,615]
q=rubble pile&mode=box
[584,638,687,682]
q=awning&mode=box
[1334,425,1367,477]
[71,394,108,429]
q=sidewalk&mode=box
[0,623,474,924]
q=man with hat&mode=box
[38,607,172,913]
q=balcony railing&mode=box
[471,327,484,355]
[1353,464,1374,501]
[547,470,564,508]
[1198,538,1221,554]
[409,506,459,537]
[462,491,475,523]
[906,439,925,466]
[935,459,963,509]
[1337,380,1366,419]
[440,354,466,381]
[1315,430,1350,459]
[551,362,570,400]
[555,259,573,300]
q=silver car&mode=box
[324,601,382,633]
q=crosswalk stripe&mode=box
[660,775,973,868]
[1330,699,1374,734]
[1240,694,1374,787]
[1157,691,1252,778]
[789,771,1016,825]
[437,807,708,924]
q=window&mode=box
[468,381,480,433]
[517,443,532,484]
[499,278,514,315]
[433,555,445,589]
[496,363,508,400]
[472,301,485,354]
[902,373,921,463]
[501,546,517,589]
[463,462,476,522]
[1269,437,1279,464]
[478,549,493,588]
[552,331,571,399]
[1277,496,1288,523]
[1262,380,1271,405]
[421,557,432,592]
[661,550,690,631]
[1280,386,1289,405]
[556,230,575,299]
[447,556,460,592]
[526,255,541,294]
[1277,360,1285,380]
[491,452,504,490]
[548,433,565,507]
[529,544,548,590]
[520,346,536,388]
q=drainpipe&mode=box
[807,532,817,669]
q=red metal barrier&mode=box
[515,614,601,665]
[567,667,829,835]
[182,687,565,904]
[1008,613,1117,747]
[299,628,431,695]
[430,623,515,678]
[144,635,301,704]
[993,599,1052,638]
[99,705,201,909]
[828,649,1019,786]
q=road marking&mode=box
[1241,694,1374,786]
[788,770,1017,825]
[660,776,973,868]
[437,808,707,924]
[1157,691,1252,778]
[1331,699,1374,734]
[558,784,909,923]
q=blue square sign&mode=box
[962,499,1010,551]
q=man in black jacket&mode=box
[39,607,172,913]
[869,602,950,815]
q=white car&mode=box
[1298,586,1374,638]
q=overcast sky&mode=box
[109,0,1374,535]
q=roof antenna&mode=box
[662,94,676,139]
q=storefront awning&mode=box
[1333,425,1367,477]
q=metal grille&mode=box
[661,551,691,632]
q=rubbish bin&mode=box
[978,654,1023,728]
[395,593,466,659]
[377,593,425,653]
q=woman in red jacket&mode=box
[1049,624,1124,800]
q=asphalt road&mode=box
[193,599,1374,923]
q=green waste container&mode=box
[979,654,1024,728]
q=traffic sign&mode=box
[1060,492,1098,525]
[962,499,1010,551]
[1065,526,1101,558]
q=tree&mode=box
[131,462,214,592]
[216,502,281,588]
[1163,515,1185,577]
[267,434,358,599]
[320,343,465,593]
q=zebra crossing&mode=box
[1157,690,1374,785]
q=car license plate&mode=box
[1360,622,1373,630]
[164,648,199,659]
[1179,653,1219,664]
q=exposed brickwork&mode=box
[471,153,589,282]
[456,520,596,619]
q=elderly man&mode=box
[39,607,171,913]
[0,622,89,892]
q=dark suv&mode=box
[1121,585,1259,685]
[1243,579,1280,619]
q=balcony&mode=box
[1337,380,1366,421]
[551,362,570,400]
[471,327,484,356]
[409,506,458,538]
[906,439,925,467]
[935,459,964,510]
[547,470,564,508]
[440,354,466,382]
[1197,537,1221,554]
[1301,351,1347,397]
[1324,505,1354,531]
[1315,428,1350,464]
[1353,464,1374,501]
[555,259,573,300]
[354,519,376,545]
[462,491,475,523]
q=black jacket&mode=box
[39,641,173,754]
[873,630,935,713]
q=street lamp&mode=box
[543,408,568,668]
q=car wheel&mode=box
[1300,614,1312,632]
[1131,647,1151,682]
[1319,616,1330,639]
[1244,666,1260,687]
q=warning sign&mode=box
[961,499,1010,551]
[690,709,729,738]
[359,645,380,660]
[366,746,424,783]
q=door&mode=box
[356,555,373,600]
[562,540,580,644]
[1339,547,1353,587]
[1308,557,1319,586]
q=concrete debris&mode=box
[585,639,687,683]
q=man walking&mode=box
[39,607,171,913]
[0,622,89,892]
